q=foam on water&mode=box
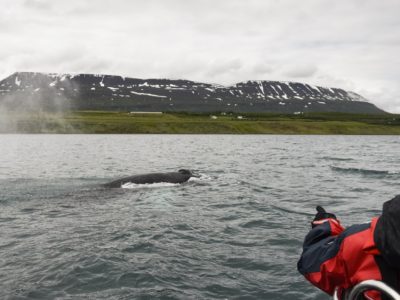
[188,173,212,182]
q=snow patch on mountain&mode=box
[0,72,384,114]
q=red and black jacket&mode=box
[297,213,400,300]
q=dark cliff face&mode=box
[0,72,386,114]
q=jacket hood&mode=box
[374,195,400,269]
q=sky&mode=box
[0,0,399,112]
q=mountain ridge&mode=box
[0,72,386,114]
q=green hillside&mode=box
[3,111,400,134]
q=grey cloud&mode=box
[205,59,243,78]
[253,64,274,75]
[281,65,318,79]
[24,0,51,10]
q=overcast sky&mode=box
[1,0,399,112]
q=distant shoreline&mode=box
[1,111,400,135]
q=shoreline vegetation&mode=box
[2,111,400,134]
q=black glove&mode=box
[312,206,336,227]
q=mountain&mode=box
[0,72,386,114]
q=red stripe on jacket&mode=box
[299,217,382,299]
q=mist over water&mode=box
[0,135,399,299]
[0,74,77,133]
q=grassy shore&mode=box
[4,111,400,134]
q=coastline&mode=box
[1,111,400,135]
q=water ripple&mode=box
[1,135,399,299]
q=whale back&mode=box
[104,170,192,188]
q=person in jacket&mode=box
[297,195,400,300]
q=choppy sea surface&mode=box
[0,135,399,300]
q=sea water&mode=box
[0,135,399,299]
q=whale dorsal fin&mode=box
[178,169,191,175]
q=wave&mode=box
[331,166,400,177]
[321,156,354,162]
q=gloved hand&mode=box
[312,206,337,227]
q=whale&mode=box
[104,169,195,188]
